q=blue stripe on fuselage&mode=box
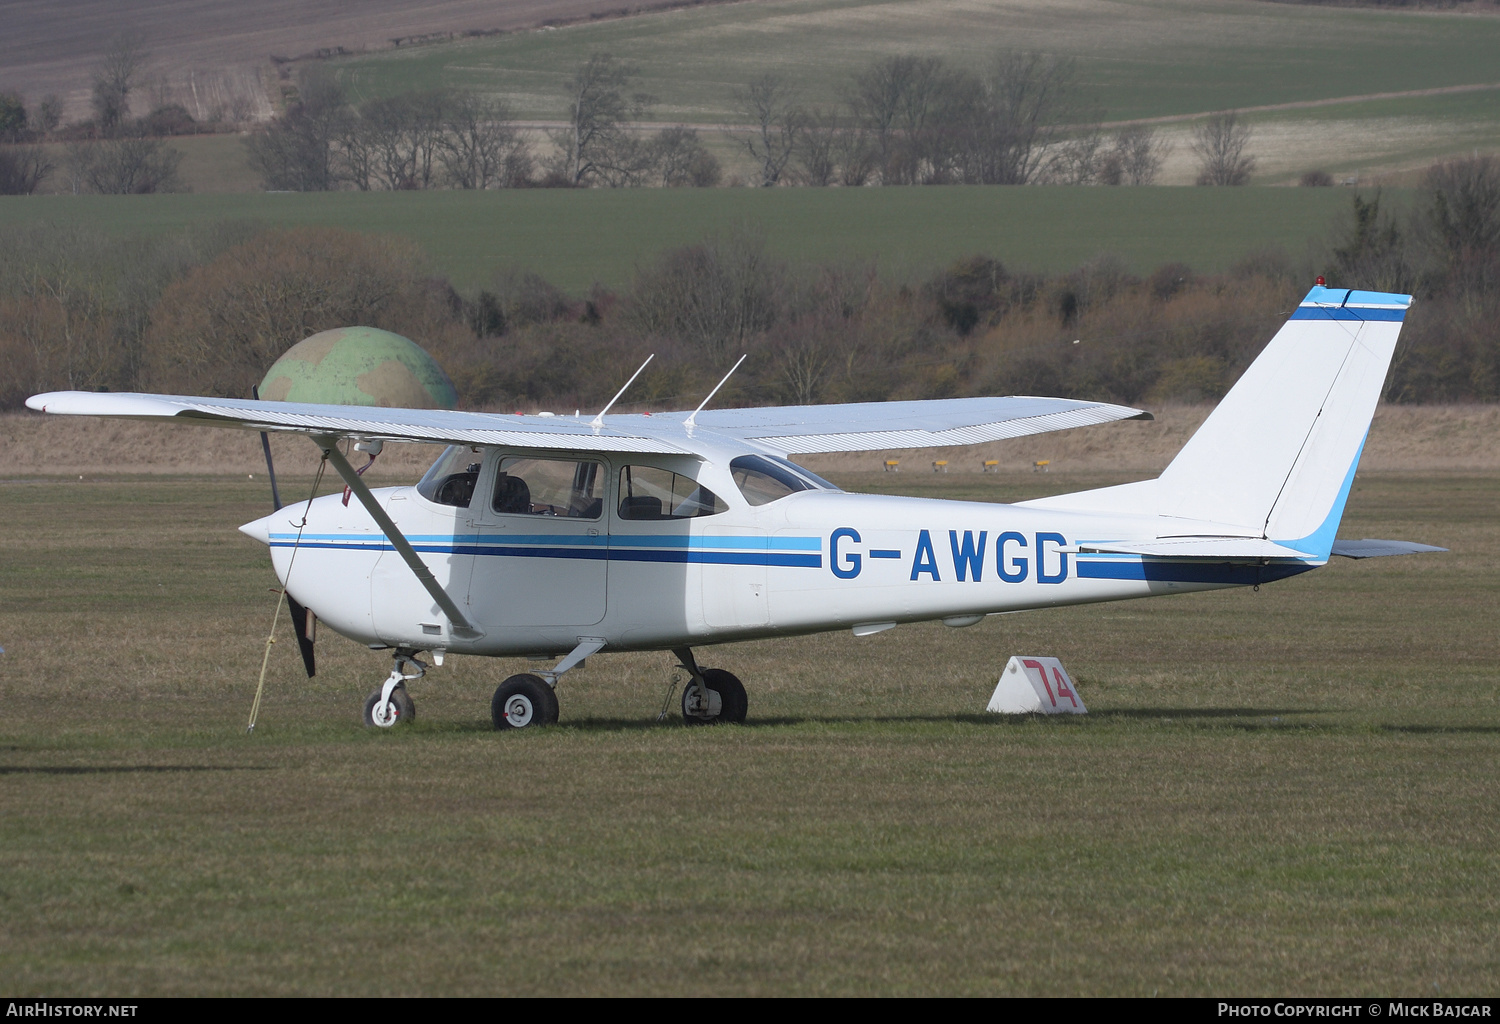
[1075,557,1316,585]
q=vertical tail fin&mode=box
[1024,286,1411,558]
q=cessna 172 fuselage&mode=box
[28,286,1442,731]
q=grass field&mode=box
[1,468,1495,995]
[0,185,1363,293]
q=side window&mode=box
[417,445,482,508]
[493,457,603,519]
[618,466,727,521]
[730,454,818,506]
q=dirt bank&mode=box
[3,404,1495,482]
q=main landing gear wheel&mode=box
[492,674,560,730]
[682,668,747,726]
[363,685,415,727]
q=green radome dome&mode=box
[257,327,457,409]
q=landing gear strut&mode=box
[674,647,748,725]
[363,650,423,727]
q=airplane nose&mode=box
[238,512,274,546]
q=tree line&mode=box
[4,155,1495,413]
[243,50,1189,193]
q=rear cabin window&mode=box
[417,446,482,508]
[492,456,603,519]
[617,466,727,520]
[729,454,836,506]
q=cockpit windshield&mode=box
[417,446,483,508]
[729,454,839,507]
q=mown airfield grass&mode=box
[0,467,1496,995]
[0,185,1361,294]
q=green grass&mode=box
[0,185,1363,293]
[1,469,1496,994]
[330,0,1500,125]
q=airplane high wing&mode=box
[25,285,1445,731]
[25,391,1149,456]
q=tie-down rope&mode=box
[247,453,329,734]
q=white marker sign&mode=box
[987,656,1087,715]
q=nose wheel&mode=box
[363,684,415,727]
[363,650,423,727]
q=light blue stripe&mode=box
[273,532,821,551]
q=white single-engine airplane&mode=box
[28,285,1443,729]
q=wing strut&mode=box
[313,434,483,641]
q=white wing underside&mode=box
[26,392,1149,456]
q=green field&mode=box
[1,468,1495,995]
[330,0,1500,124]
[0,185,1363,293]
[322,0,1500,182]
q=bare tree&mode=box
[1110,125,1169,185]
[1193,112,1254,186]
[592,132,658,188]
[245,69,348,191]
[91,32,150,133]
[1419,155,1500,294]
[439,93,530,189]
[628,230,783,354]
[1046,124,1106,185]
[852,56,931,182]
[849,55,953,184]
[650,127,717,187]
[833,123,877,187]
[734,73,803,187]
[0,146,53,194]
[68,134,182,193]
[358,91,446,190]
[556,54,650,186]
[36,95,63,135]
[971,51,1082,185]
[792,108,840,186]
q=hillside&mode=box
[326,0,1500,185]
[0,0,697,125]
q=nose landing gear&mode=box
[363,650,424,727]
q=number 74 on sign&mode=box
[987,656,1086,715]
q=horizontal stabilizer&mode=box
[1330,539,1448,559]
[1079,537,1313,561]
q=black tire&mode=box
[492,674,559,730]
[681,668,747,725]
[363,685,416,728]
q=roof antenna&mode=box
[685,354,747,430]
[591,354,654,430]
